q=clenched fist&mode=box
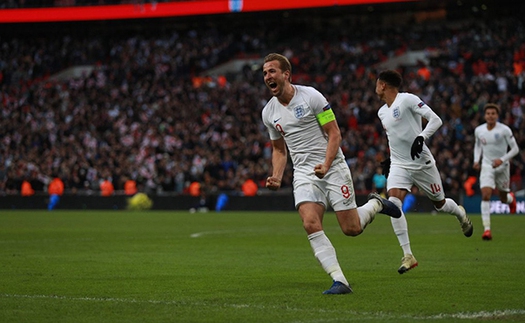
[266,176,282,191]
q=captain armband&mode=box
[316,108,336,126]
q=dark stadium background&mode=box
[0,0,523,213]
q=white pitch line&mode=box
[190,230,237,238]
[1,293,524,321]
[423,310,525,320]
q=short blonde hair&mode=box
[264,53,292,81]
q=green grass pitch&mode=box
[1,210,524,322]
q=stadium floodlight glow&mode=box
[0,0,419,23]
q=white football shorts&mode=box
[293,160,357,211]
[479,164,510,192]
[387,163,445,201]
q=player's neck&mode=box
[385,91,398,107]
[278,83,295,106]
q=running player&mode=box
[375,69,473,274]
[473,103,519,240]
[262,53,401,294]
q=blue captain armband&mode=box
[316,108,336,126]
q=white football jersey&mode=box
[378,92,439,170]
[262,85,345,172]
[474,122,519,168]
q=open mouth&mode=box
[268,82,277,89]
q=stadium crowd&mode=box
[1,8,524,198]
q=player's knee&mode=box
[340,225,361,237]
[303,221,322,234]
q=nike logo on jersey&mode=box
[273,118,281,123]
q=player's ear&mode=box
[284,70,291,82]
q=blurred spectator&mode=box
[372,167,387,197]
[188,181,208,212]
[402,187,418,214]
[100,178,115,196]
[241,178,258,196]
[463,175,477,197]
[48,176,64,210]
[124,177,138,196]
[188,181,201,197]
[21,179,35,196]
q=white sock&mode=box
[308,231,349,286]
[388,197,412,255]
[436,198,464,221]
[356,200,380,229]
[481,201,491,231]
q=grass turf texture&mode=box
[1,210,524,322]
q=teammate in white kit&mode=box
[473,103,519,240]
[375,70,473,274]
[261,53,402,295]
